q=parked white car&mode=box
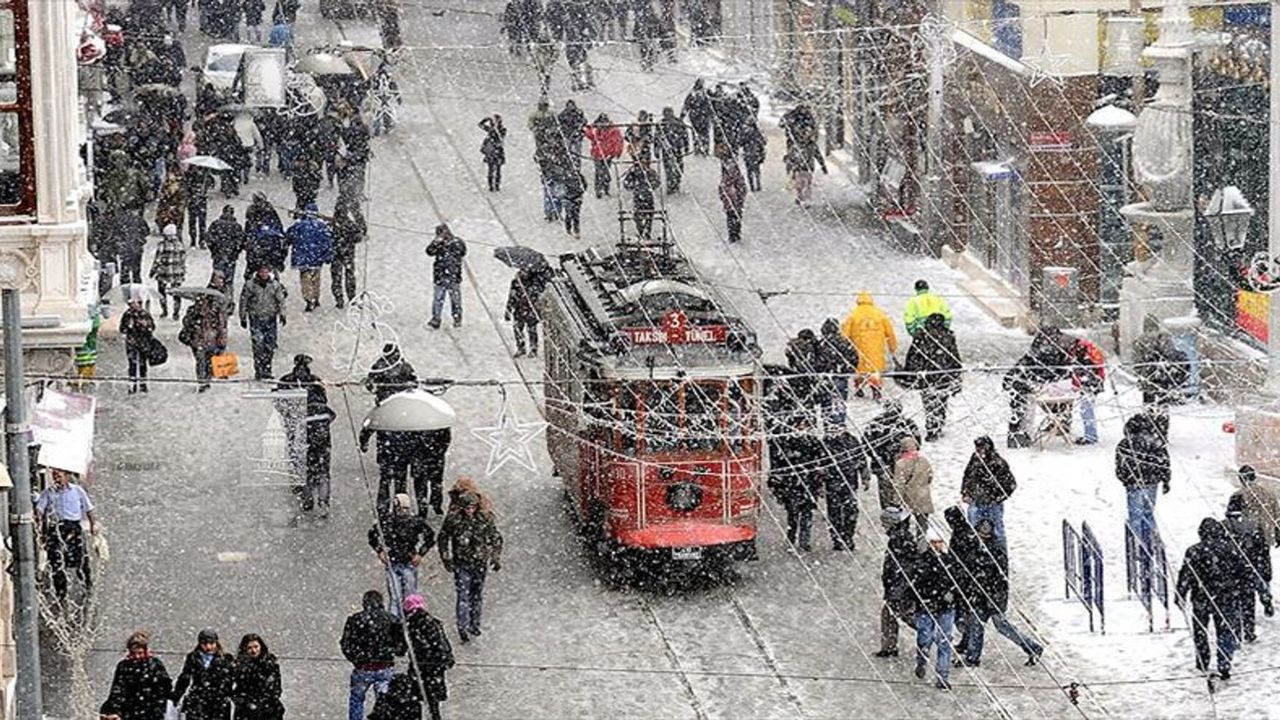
[199,43,253,92]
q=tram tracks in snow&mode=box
[387,28,811,718]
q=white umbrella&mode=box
[363,389,456,431]
[182,155,234,171]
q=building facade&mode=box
[0,0,93,375]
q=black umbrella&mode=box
[102,109,137,127]
[494,246,550,273]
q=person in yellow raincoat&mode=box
[841,293,897,399]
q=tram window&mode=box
[617,385,639,453]
[643,382,680,454]
[726,380,753,452]
[583,381,612,425]
[683,382,723,451]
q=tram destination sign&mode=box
[622,310,728,345]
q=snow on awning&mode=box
[951,28,1031,76]
[971,160,1016,181]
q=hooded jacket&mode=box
[818,318,859,375]
[841,293,897,374]
[891,437,934,515]
[405,608,455,702]
[1176,519,1242,609]
[425,231,467,286]
[960,438,1017,505]
[902,313,962,391]
[864,404,921,481]
[1115,414,1171,491]
[286,205,335,269]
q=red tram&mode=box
[538,243,764,566]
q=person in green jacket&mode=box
[74,308,102,389]
[438,480,503,643]
[903,279,952,336]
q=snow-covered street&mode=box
[52,1,1280,718]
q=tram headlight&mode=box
[666,481,703,512]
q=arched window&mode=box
[0,0,34,216]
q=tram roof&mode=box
[546,244,761,372]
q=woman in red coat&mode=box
[583,113,623,198]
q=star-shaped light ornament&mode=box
[1027,52,1070,89]
[470,397,548,476]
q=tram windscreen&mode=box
[624,379,754,454]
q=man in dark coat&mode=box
[912,529,958,689]
[341,590,407,720]
[1224,492,1272,643]
[303,390,336,516]
[717,148,747,244]
[1002,326,1072,447]
[365,343,418,402]
[951,511,1042,667]
[821,429,866,552]
[1176,519,1242,679]
[902,312,962,441]
[506,269,543,357]
[410,428,452,516]
[110,210,152,284]
[172,628,234,720]
[331,200,364,308]
[960,436,1016,547]
[766,420,823,551]
[1117,409,1171,598]
[741,121,766,191]
[657,106,688,193]
[370,494,437,618]
[875,511,918,657]
[557,99,586,168]
[426,223,467,329]
[207,205,246,299]
[681,78,713,155]
[1133,315,1190,405]
[863,398,921,503]
[816,317,859,425]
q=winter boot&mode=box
[873,649,898,658]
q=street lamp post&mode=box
[1,286,41,720]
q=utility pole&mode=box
[1268,5,1280,390]
[1130,0,1145,107]
[921,13,948,253]
[3,289,41,719]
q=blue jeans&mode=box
[1079,393,1098,443]
[431,283,462,324]
[915,609,955,683]
[348,666,393,720]
[967,503,1006,548]
[454,563,488,637]
[963,610,1042,663]
[1127,485,1159,594]
[827,376,849,426]
[385,562,418,619]
[248,315,278,379]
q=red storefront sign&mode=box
[623,310,727,345]
[1029,131,1073,149]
